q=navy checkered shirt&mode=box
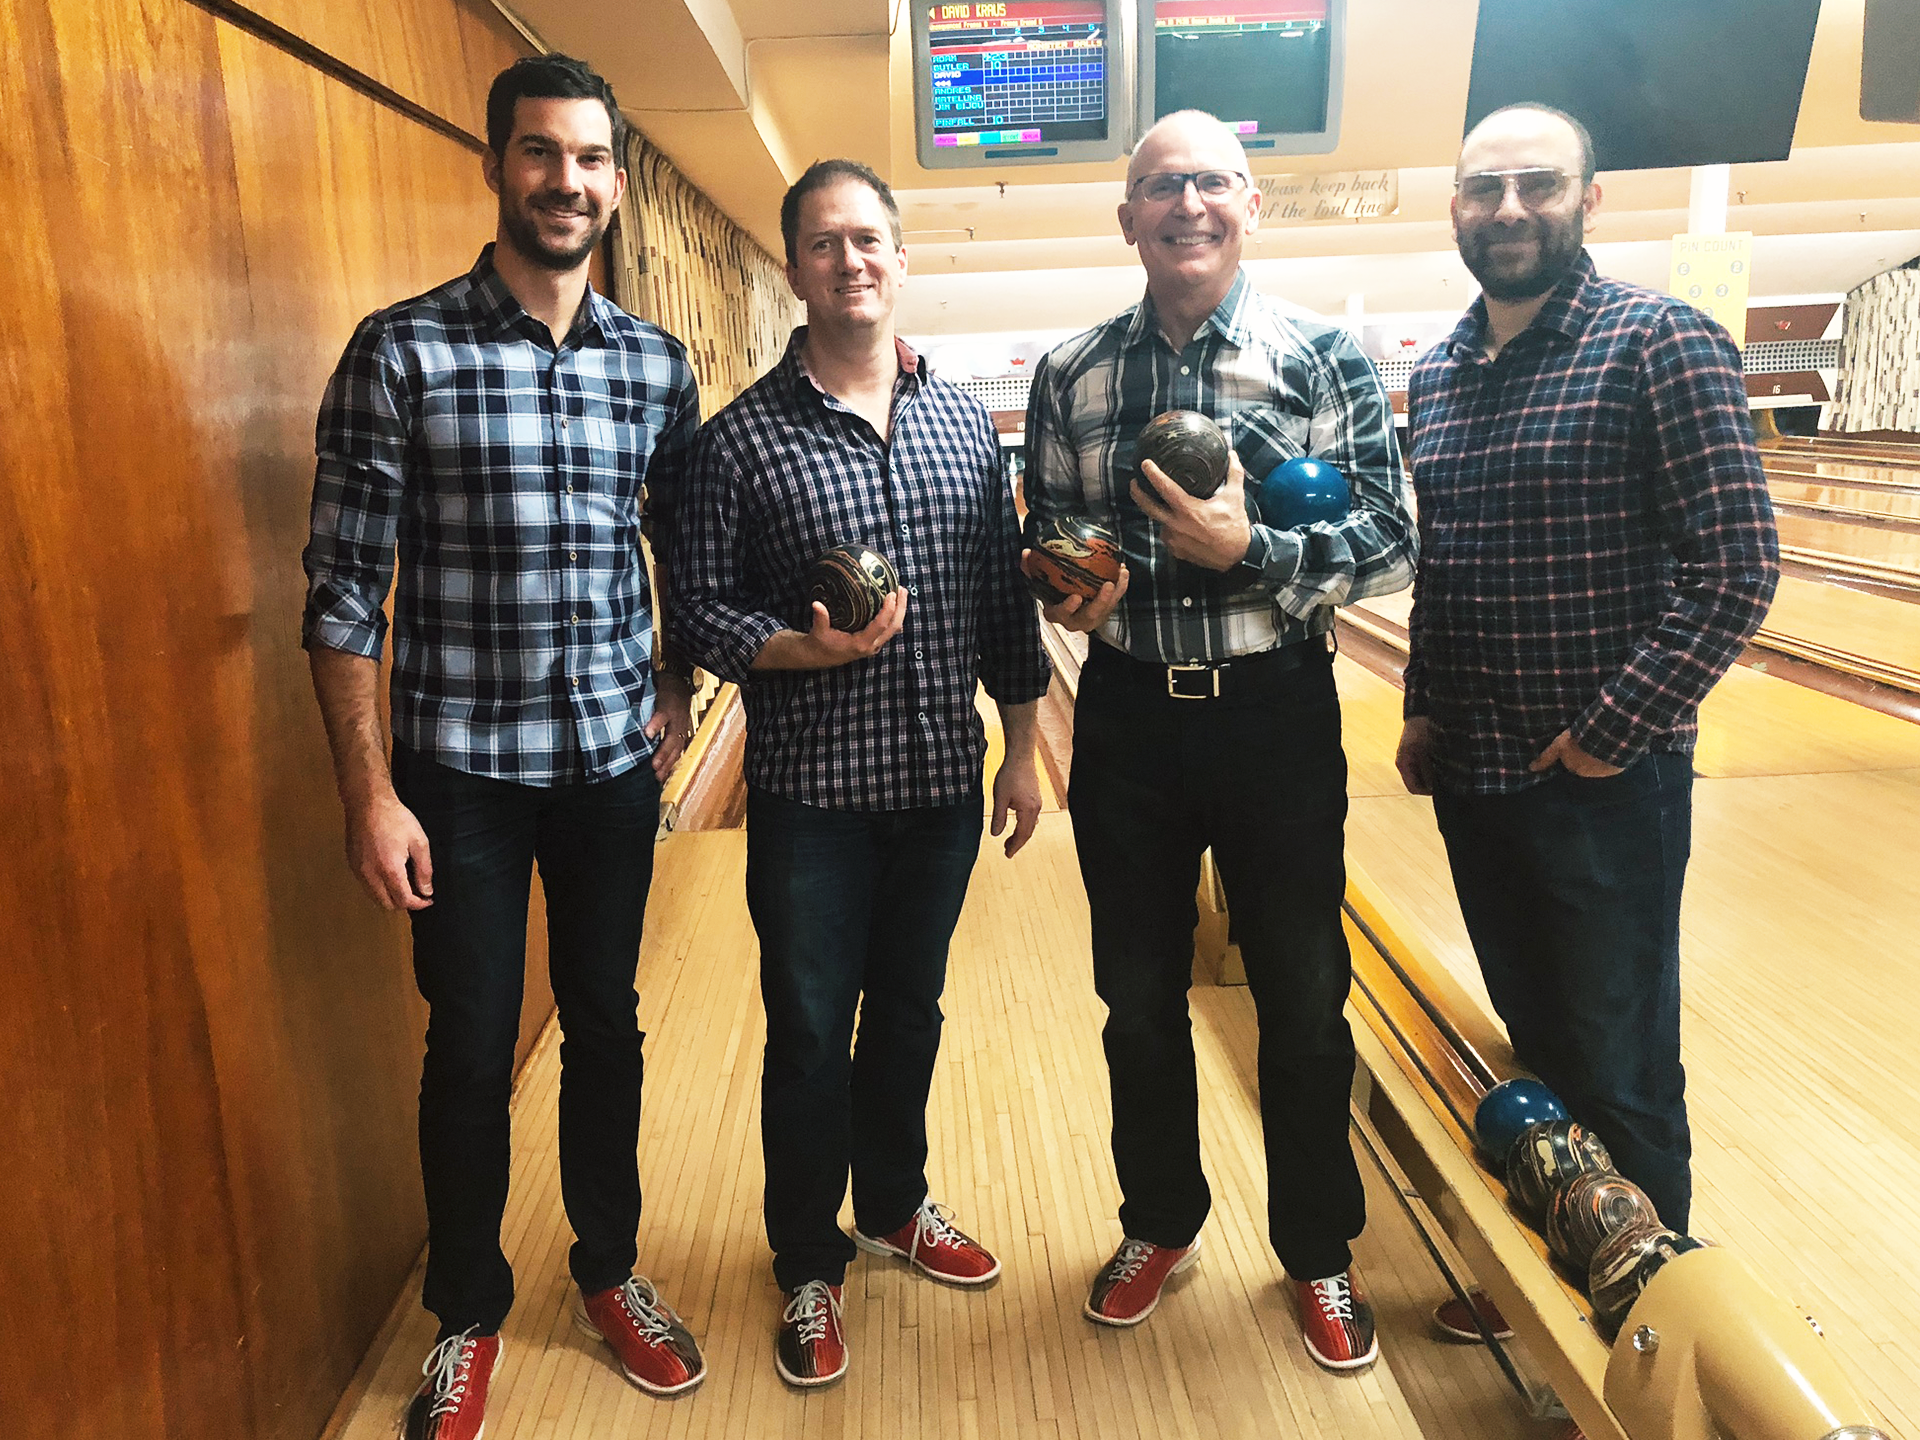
[1404,251,1779,794]
[1022,269,1416,662]
[302,246,700,785]
[670,330,1051,811]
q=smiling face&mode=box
[1119,112,1261,311]
[1452,108,1599,303]
[484,96,625,274]
[784,178,907,335]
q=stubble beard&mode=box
[1461,206,1585,302]
[500,191,606,273]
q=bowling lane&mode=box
[1777,514,1920,570]
[1336,646,1920,1436]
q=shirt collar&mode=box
[781,325,925,398]
[1447,249,1599,359]
[461,243,610,349]
[1124,269,1253,352]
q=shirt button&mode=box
[570,676,579,686]
[569,550,577,561]
[1180,365,1191,376]
[567,484,574,494]
[570,614,579,624]
[1182,596,1194,608]
[560,418,570,431]
[915,648,925,659]
[900,523,910,535]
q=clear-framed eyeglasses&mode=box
[1129,170,1251,204]
[1454,167,1577,213]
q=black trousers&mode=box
[392,744,659,1338]
[1068,641,1364,1281]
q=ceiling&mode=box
[509,0,1920,333]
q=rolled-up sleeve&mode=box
[302,318,411,659]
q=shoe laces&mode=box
[782,1280,839,1344]
[611,1275,677,1346]
[1107,1238,1157,1284]
[1308,1274,1355,1322]
[421,1328,482,1418]
[910,1200,965,1259]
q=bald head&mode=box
[1459,104,1595,184]
[1129,110,1252,185]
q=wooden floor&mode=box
[1336,655,1920,1439]
[325,818,1563,1440]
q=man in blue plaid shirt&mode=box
[1022,111,1414,1371]
[671,160,1051,1389]
[302,56,708,1439]
[1398,106,1777,1342]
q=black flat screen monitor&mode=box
[1139,0,1345,157]
[1464,0,1822,171]
[912,0,1128,168]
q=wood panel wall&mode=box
[611,136,802,417]
[0,3,541,1438]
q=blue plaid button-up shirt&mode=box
[302,246,699,785]
[1023,270,1415,662]
[671,330,1051,812]
[1405,252,1779,794]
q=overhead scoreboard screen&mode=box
[1142,0,1344,155]
[913,0,1127,168]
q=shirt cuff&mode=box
[1239,525,1304,589]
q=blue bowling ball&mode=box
[1254,456,1350,529]
[1474,1078,1569,1160]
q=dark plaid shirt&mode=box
[671,329,1051,811]
[302,246,699,785]
[1404,252,1779,794]
[1023,269,1415,662]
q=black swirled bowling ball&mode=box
[1135,410,1230,498]
[1504,1120,1614,1222]
[1545,1170,1661,1271]
[1588,1226,1714,1340]
[807,543,898,632]
[1026,512,1122,605]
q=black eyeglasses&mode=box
[1128,170,1250,203]
[1455,168,1576,212]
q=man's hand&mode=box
[1023,550,1131,634]
[346,790,434,912]
[1530,729,1625,778]
[752,589,908,671]
[1130,450,1253,572]
[1395,716,1436,796]
[990,756,1043,858]
[647,671,697,782]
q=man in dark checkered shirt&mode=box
[1398,106,1779,1277]
[670,160,1051,1388]
[1022,111,1415,1371]
[302,57,709,1436]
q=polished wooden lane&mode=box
[1337,653,1920,1439]
[325,821,1553,1440]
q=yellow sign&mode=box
[1669,232,1752,346]
[1255,171,1398,223]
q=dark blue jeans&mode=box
[745,787,982,1290]
[392,744,660,1337]
[1432,753,1695,1230]
[1068,643,1365,1282]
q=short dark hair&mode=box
[486,55,626,160]
[1467,103,1597,184]
[780,160,902,264]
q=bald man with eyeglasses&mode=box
[1398,106,1777,1349]
[1022,109,1414,1371]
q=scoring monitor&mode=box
[912,0,1128,169]
[1139,0,1345,156]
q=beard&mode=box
[1459,205,1585,302]
[499,189,608,272]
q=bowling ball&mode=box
[1027,512,1122,605]
[1588,1227,1715,1340]
[1254,457,1350,529]
[1475,1079,1569,1160]
[1545,1171,1661,1271]
[1503,1120,1614,1222]
[1135,410,1230,499]
[807,543,898,632]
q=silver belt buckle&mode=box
[1166,663,1220,700]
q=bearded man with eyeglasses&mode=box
[1021,110,1414,1370]
[1398,105,1777,1341]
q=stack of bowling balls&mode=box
[1474,1078,1714,1340]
